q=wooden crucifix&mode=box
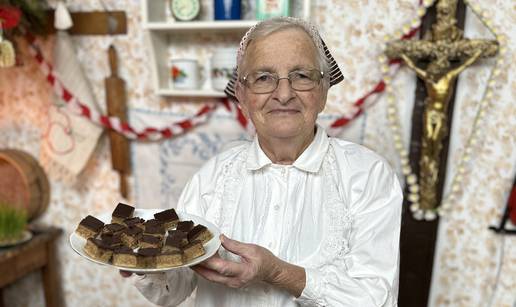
[386,0,498,213]
[384,0,499,306]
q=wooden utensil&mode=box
[105,45,130,198]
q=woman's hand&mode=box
[191,235,305,296]
[192,234,279,288]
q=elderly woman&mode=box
[129,17,402,306]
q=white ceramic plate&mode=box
[69,209,221,273]
[0,230,32,248]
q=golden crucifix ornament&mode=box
[385,0,499,212]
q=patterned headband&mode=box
[224,17,344,101]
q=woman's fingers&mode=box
[119,270,133,278]
[119,270,146,277]
[196,254,245,277]
[220,234,251,258]
[191,235,280,289]
[192,265,244,288]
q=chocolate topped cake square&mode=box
[182,240,205,262]
[111,203,135,224]
[120,226,143,249]
[140,234,163,249]
[187,224,213,244]
[137,247,160,268]
[122,217,145,229]
[154,209,179,229]
[143,225,165,239]
[113,246,138,268]
[100,233,124,249]
[101,223,126,236]
[157,251,183,268]
[76,215,105,239]
[144,218,165,232]
[84,238,114,262]
[176,220,194,233]
[167,230,188,247]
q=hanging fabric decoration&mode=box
[54,1,73,30]
[41,2,104,179]
[0,5,21,67]
[0,27,15,67]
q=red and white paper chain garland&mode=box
[26,8,421,142]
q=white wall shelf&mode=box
[144,20,258,32]
[142,0,311,98]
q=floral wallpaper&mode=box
[0,0,514,306]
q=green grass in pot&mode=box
[0,203,27,242]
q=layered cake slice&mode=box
[120,226,143,249]
[100,233,124,249]
[168,230,189,247]
[154,208,179,229]
[144,219,165,233]
[101,223,126,236]
[143,225,165,239]
[84,238,114,262]
[76,215,104,239]
[182,240,205,262]
[137,248,160,268]
[176,220,194,233]
[187,224,213,244]
[162,231,187,253]
[139,234,163,249]
[157,251,183,268]
[122,217,145,229]
[111,203,135,224]
[112,246,138,268]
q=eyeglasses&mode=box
[240,69,324,94]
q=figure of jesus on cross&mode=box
[386,0,498,213]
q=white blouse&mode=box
[135,125,403,307]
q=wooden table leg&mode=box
[41,240,61,307]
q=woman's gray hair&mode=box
[236,17,330,83]
[224,17,344,100]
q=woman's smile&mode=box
[268,108,300,115]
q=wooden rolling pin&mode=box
[105,45,130,198]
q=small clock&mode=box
[170,0,201,21]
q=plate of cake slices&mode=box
[69,203,221,273]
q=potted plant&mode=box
[0,201,28,246]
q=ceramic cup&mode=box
[211,48,237,91]
[170,59,201,90]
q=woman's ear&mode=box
[235,82,250,120]
[317,86,329,113]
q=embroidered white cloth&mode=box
[42,31,102,179]
[135,125,403,307]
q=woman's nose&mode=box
[273,78,295,104]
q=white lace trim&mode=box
[312,146,352,269]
